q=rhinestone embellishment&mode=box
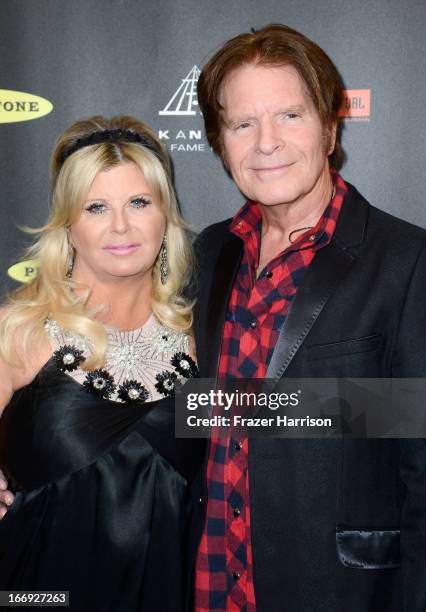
[155,371,178,397]
[53,345,85,372]
[170,352,198,378]
[117,380,150,404]
[46,315,193,403]
[83,369,116,399]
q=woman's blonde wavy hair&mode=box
[0,115,194,369]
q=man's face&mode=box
[220,63,335,207]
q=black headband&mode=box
[59,129,163,165]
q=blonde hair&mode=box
[0,116,194,369]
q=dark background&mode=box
[1,0,425,289]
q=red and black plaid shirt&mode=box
[195,175,348,611]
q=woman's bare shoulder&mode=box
[0,307,52,415]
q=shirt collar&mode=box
[230,172,348,254]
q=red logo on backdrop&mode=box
[339,89,371,121]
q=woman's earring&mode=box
[66,238,75,279]
[160,236,168,285]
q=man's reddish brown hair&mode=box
[197,24,345,169]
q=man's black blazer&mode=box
[191,183,426,611]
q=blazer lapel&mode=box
[265,240,354,379]
[204,235,243,379]
[266,187,368,380]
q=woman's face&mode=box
[70,161,166,284]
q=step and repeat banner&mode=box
[1,0,425,290]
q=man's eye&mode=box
[130,197,150,209]
[85,202,106,215]
[286,113,300,119]
[236,122,251,130]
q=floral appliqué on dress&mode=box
[46,315,198,404]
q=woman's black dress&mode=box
[0,359,204,611]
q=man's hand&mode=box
[0,470,13,518]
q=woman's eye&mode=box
[85,202,106,215]
[129,197,150,209]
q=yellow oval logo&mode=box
[7,259,40,283]
[0,89,53,123]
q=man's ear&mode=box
[220,141,234,178]
[327,121,337,155]
[219,135,229,170]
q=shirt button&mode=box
[235,441,243,451]
[198,497,203,504]
[233,571,241,580]
[233,507,241,517]
[265,271,273,279]
[308,234,316,242]
[250,321,257,329]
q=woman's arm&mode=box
[0,313,53,517]
[0,353,14,416]
[0,354,15,517]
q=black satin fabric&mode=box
[0,359,205,611]
[336,528,401,570]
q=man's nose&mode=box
[255,119,283,155]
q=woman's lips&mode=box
[103,244,140,255]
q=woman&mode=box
[0,116,204,611]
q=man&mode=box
[1,23,426,612]
[190,24,426,612]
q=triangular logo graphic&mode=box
[159,65,200,116]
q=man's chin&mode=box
[255,193,299,208]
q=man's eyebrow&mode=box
[223,114,254,126]
[272,103,309,115]
[223,103,309,125]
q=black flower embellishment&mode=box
[117,380,150,404]
[83,369,116,399]
[171,352,198,378]
[53,345,85,372]
[155,370,178,397]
